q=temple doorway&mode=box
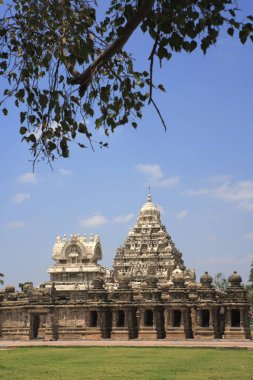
[144,310,153,326]
[31,314,46,339]
[231,309,240,327]
[89,311,98,327]
[33,315,40,338]
[172,310,181,327]
[116,310,125,327]
[200,310,210,327]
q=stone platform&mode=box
[0,339,252,349]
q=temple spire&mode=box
[147,186,152,202]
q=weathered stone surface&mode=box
[0,196,251,341]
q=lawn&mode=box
[0,347,252,380]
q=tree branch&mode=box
[71,0,155,96]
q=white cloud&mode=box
[136,164,162,180]
[5,221,26,229]
[11,193,31,204]
[156,176,180,188]
[245,232,253,240]
[17,172,38,184]
[175,209,189,219]
[79,214,108,228]
[136,164,180,189]
[114,213,134,223]
[59,168,72,176]
[185,178,253,210]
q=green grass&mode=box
[0,347,253,380]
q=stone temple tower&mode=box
[113,194,195,284]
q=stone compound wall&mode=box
[0,282,251,341]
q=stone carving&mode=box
[0,195,251,342]
[48,232,108,288]
[113,195,192,285]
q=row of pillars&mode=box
[39,305,250,340]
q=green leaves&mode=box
[239,23,253,45]
[227,27,234,37]
[19,126,27,135]
[39,94,48,109]
[0,0,252,163]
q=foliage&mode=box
[0,272,4,285]
[249,261,253,283]
[0,347,252,380]
[247,262,253,308]
[213,272,228,290]
[0,0,253,164]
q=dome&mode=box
[140,195,160,217]
[173,273,185,287]
[187,281,198,291]
[200,271,213,287]
[228,271,242,286]
[172,265,183,277]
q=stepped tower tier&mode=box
[47,232,109,289]
[113,195,194,284]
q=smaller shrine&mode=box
[0,195,251,341]
[48,233,110,290]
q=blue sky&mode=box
[0,1,253,287]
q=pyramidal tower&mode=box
[113,194,195,284]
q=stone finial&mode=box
[200,271,213,288]
[147,193,152,203]
[90,233,94,242]
[173,273,185,288]
[83,233,87,241]
[187,281,198,291]
[228,271,242,287]
[172,265,183,277]
[5,285,15,293]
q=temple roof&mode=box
[140,194,160,215]
[113,194,190,282]
[51,233,102,262]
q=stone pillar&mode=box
[155,306,165,339]
[190,307,197,338]
[240,307,244,328]
[184,307,193,339]
[128,307,138,339]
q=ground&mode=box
[0,346,253,380]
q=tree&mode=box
[249,261,253,283]
[0,272,4,285]
[213,272,228,290]
[247,262,253,309]
[0,0,252,164]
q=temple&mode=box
[0,195,251,340]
